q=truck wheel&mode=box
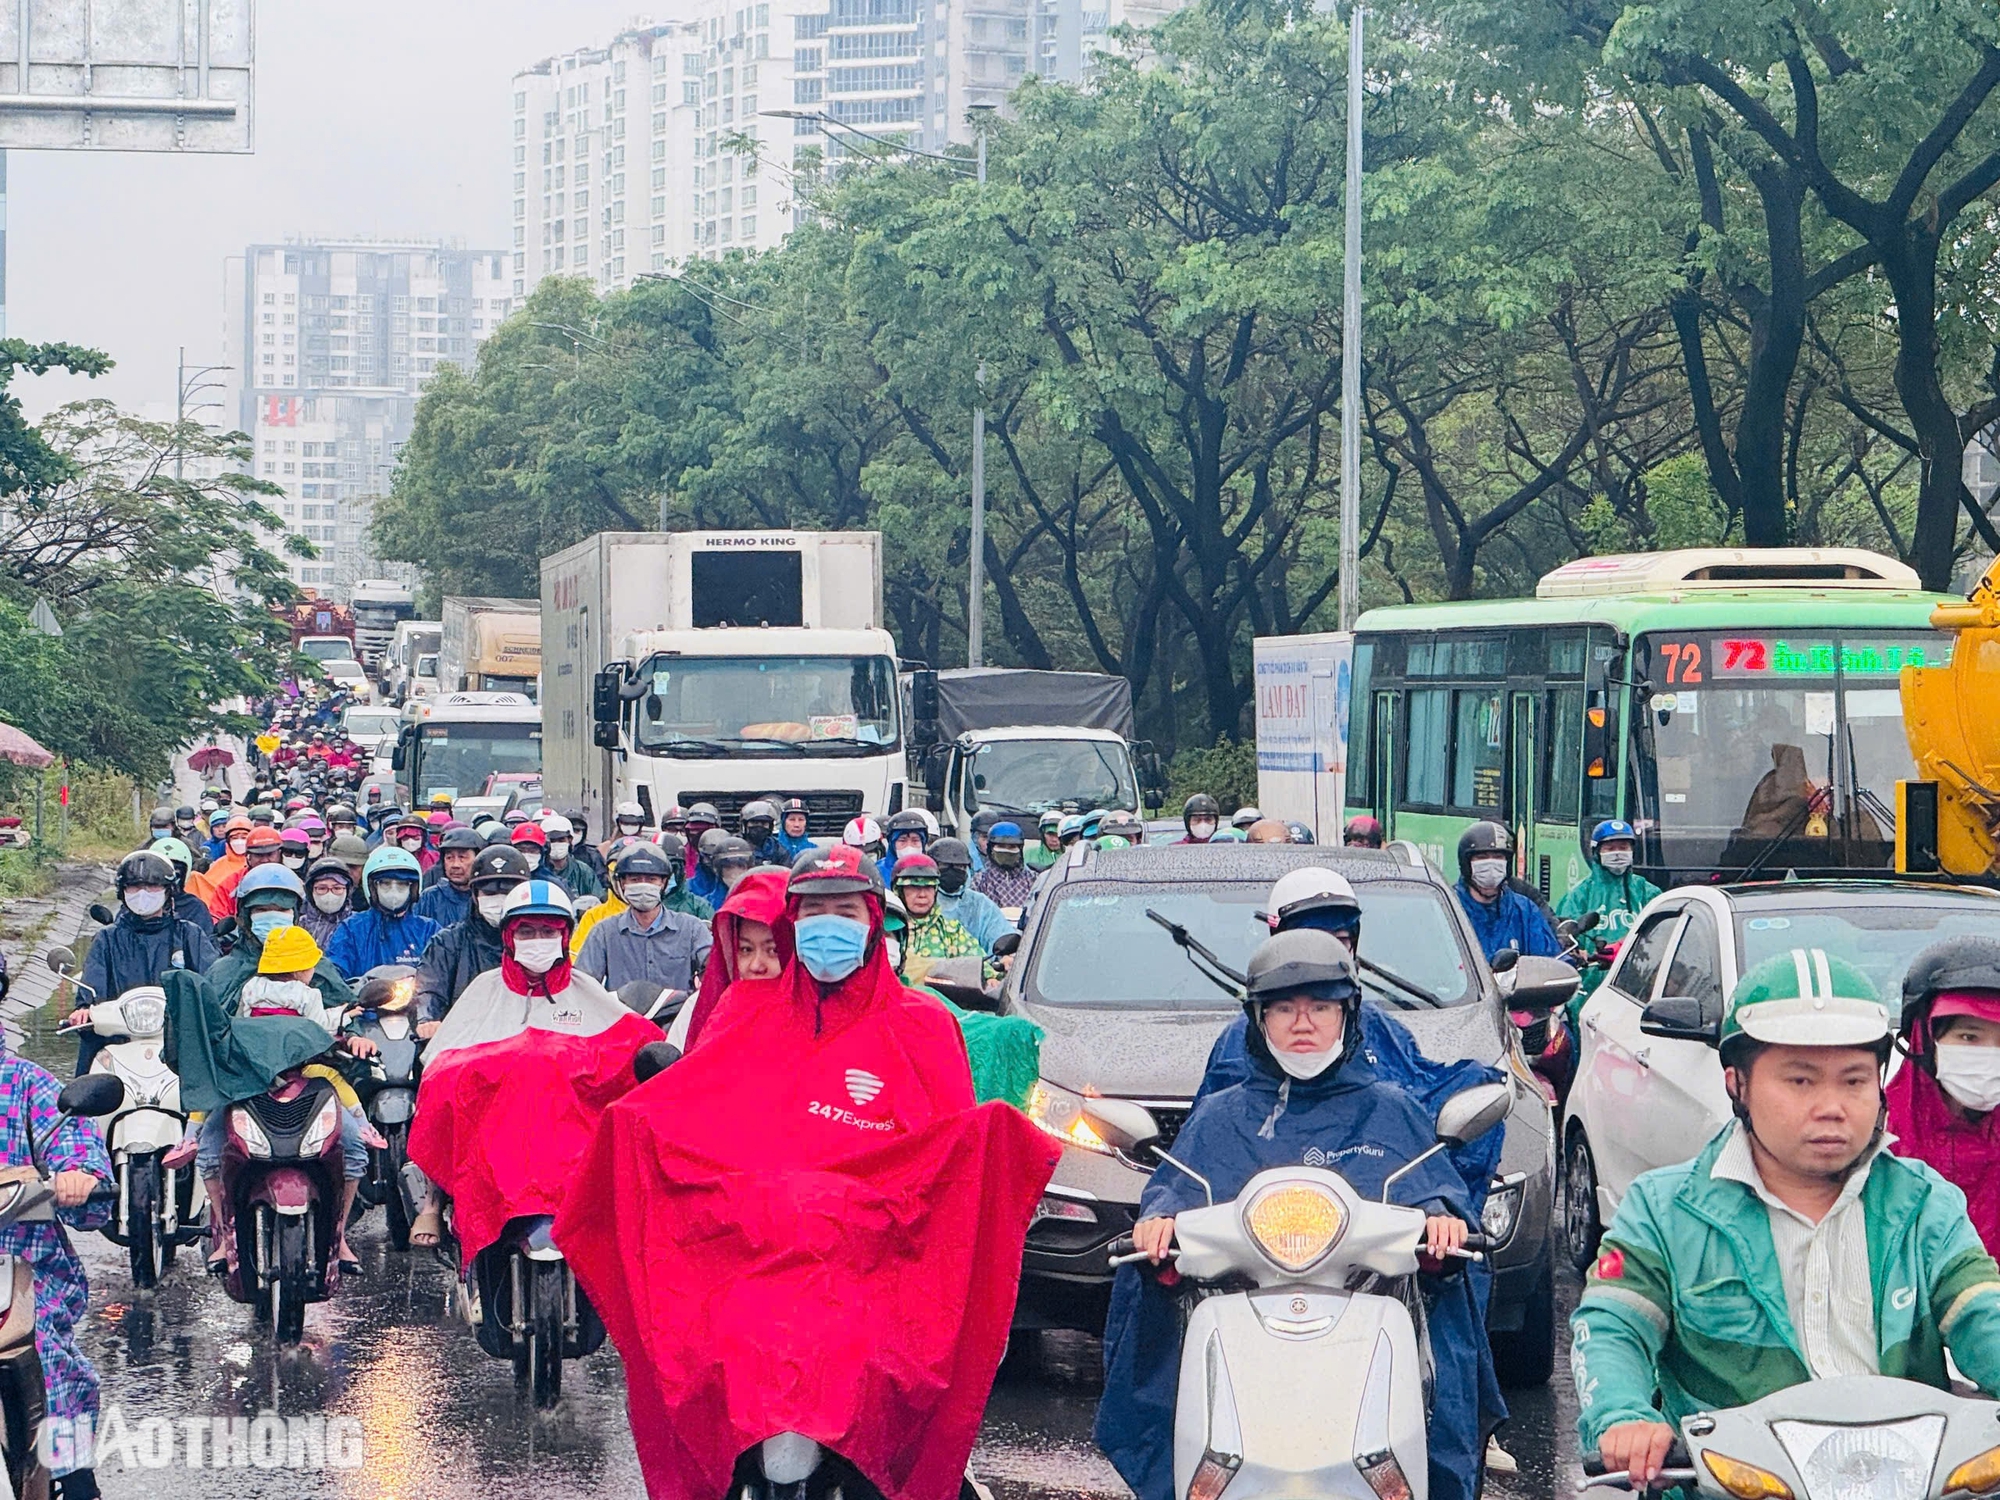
[1491,1249,1556,1388]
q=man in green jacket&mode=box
[1555,819,1660,1026]
[205,865,356,1016]
[1573,948,2000,1487]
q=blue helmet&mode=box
[1590,819,1638,852]
[361,845,422,902]
[234,863,307,912]
[500,877,577,929]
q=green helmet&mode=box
[1719,948,1892,1060]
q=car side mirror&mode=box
[1077,1098,1161,1155]
[1640,996,1722,1047]
[58,1073,125,1118]
[1507,955,1581,1014]
[1434,1080,1513,1144]
[45,946,75,975]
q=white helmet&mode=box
[913,808,940,837]
[1232,806,1264,829]
[614,800,645,823]
[843,815,884,850]
[1257,868,1361,932]
[539,813,575,839]
[500,877,577,925]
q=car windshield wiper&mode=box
[1145,907,1445,1009]
[1357,961,1446,1010]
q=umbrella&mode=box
[0,723,54,769]
[187,746,236,774]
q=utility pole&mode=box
[175,347,231,484]
[968,107,993,668]
[1338,4,1365,631]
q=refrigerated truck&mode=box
[541,530,908,836]
[1252,631,1353,842]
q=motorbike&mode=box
[1495,945,1583,1104]
[1083,1081,1515,1500]
[1579,1374,2000,1500]
[47,948,208,1289]
[0,1073,124,1500]
[344,965,422,1251]
[449,1209,607,1409]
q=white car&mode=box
[321,658,370,699]
[1561,878,2000,1271]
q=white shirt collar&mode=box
[1711,1120,1888,1226]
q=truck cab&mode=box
[391,692,542,808]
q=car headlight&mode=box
[1027,1080,1119,1157]
[230,1107,272,1159]
[299,1098,340,1159]
[1771,1414,1943,1500]
[1242,1180,1345,1273]
[120,990,167,1038]
[1481,1178,1523,1245]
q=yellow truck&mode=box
[1899,557,2000,875]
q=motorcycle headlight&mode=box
[1242,1181,1345,1273]
[230,1107,272,1159]
[1027,1080,1119,1157]
[1481,1179,1523,1245]
[299,1098,340,1158]
[1770,1414,1944,1500]
[120,991,167,1038]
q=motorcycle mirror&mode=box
[618,979,667,1017]
[87,903,115,927]
[57,1073,125,1118]
[633,1040,682,1083]
[991,931,1022,958]
[1077,1098,1162,1155]
[44,946,75,975]
[1507,955,1582,1014]
[1434,1080,1513,1145]
[1574,910,1602,934]
[1489,947,1520,974]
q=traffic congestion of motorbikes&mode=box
[8,674,2000,1500]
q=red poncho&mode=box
[683,868,793,1048]
[409,963,658,1267]
[557,936,1059,1500]
[1887,1061,2000,1256]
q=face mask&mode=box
[885,935,903,970]
[477,892,510,925]
[228,836,249,856]
[549,839,571,860]
[1189,819,1217,842]
[307,839,326,857]
[623,880,664,911]
[124,887,167,918]
[795,913,870,983]
[1934,1044,2000,1113]
[312,888,350,915]
[1271,1043,1342,1081]
[249,910,293,943]
[938,866,968,895]
[375,882,413,914]
[1468,857,1508,894]
[282,853,307,871]
[512,936,565,975]
[398,835,423,851]
[617,820,642,836]
[992,846,1023,869]
[1600,849,1634,875]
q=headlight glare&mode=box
[1027,1081,1118,1157]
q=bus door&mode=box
[1510,690,1548,897]
[1370,688,1397,838]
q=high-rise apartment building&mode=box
[227,239,510,593]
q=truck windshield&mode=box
[300,638,354,662]
[415,654,438,678]
[414,721,542,801]
[633,655,899,755]
[974,737,1137,815]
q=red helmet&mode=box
[787,842,882,898]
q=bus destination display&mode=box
[1644,633,1952,686]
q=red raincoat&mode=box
[683,868,793,1047]
[557,924,1059,1500]
[1887,1061,2000,1255]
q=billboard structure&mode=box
[0,0,254,153]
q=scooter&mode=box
[213,1070,347,1345]
[1578,1374,2000,1499]
[47,949,208,1289]
[450,1210,607,1409]
[1084,1081,1515,1500]
[0,1073,124,1500]
[344,965,422,1251]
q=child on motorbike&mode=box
[1098,930,1494,1500]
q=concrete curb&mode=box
[1,863,114,1044]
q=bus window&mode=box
[1346,642,1375,807]
[1406,688,1450,805]
[1543,685,1583,824]
[1451,688,1505,811]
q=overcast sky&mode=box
[12,0,649,420]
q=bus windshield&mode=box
[633,655,899,757]
[413,720,542,801]
[1630,630,1948,875]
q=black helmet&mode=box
[305,854,354,889]
[116,849,176,894]
[173,804,198,824]
[739,800,778,834]
[483,822,514,847]
[1900,935,2000,1050]
[697,827,733,862]
[713,837,757,871]
[1182,792,1220,831]
[1455,820,1514,884]
[781,796,809,819]
[1241,929,1363,1072]
[931,836,972,870]
[1285,821,1315,845]
[437,826,484,853]
[468,845,533,892]
[655,830,688,863]
[885,809,929,840]
[148,805,174,833]
[613,842,674,881]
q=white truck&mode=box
[385,620,443,705]
[906,668,1165,840]
[350,579,417,671]
[440,597,542,698]
[1251,631,1353,841]
[390,690,542,809]
[541,530,909,836]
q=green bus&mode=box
[1345,549,1955,903]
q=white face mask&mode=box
[1271,1042,1341,1080]
[124,887,168,918]
[622,880,664,911]
[513,936,565,975]
[1468,857,1509,893]
[1934,1044,2000,1113]
[477,892,510,925]
[548,839,571,860]
[1189,819,1217,841]
[312,888,349,915]
[375,881,413,914]
[1600,849,1635,875]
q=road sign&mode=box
[0,0,255,153]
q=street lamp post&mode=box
[175,346,232,484]
[1338,4,1364,630]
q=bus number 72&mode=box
[1661,641,1704,684]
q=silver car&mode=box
[1002,841,1563,1387]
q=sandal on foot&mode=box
[409,1210,443,1248]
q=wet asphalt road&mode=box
[22,1029,1583,1500]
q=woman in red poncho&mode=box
[678,866,792,1049]
[558,842,1059,1500]
[1889,935,2000,1255]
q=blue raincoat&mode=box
[1454,881,1560,962]
[1097,1014,1506,1500]
[323,907,439,978]
[413,878,471,929]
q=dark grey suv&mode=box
[1003,841,1561,1386]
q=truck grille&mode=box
[682,790,865,838]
